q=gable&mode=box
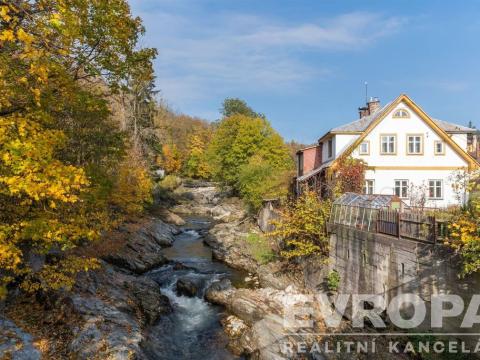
[338,94,479,170]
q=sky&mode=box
[128,0,480,144]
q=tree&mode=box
[236,155,293,212]
[0,0,156,295]
[184,134,211,179]
[220,98,264,119]
[207,114,293,186]
[329,157,367,198]
[161,144,182,174]
[268,191,331,260]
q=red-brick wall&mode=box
[301,145,322,174]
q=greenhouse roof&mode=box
[333,192,401,209]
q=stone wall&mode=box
[329,224,480,335]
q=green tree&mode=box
[184,134,211,179]
[207,114,293,186]
[220,98,264,119]
[236,155,292,212]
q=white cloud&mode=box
[129,1,406,115]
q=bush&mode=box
[159,175,182,191]
[245,232,276,264]
[268,191,331,261]
[326,270,340,292]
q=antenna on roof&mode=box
[364,81,368,104]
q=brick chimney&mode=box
[358,106,369,118]
[367,97,380,114]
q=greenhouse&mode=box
[330,193,406,232]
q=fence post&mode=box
[397,211,401,239]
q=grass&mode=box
[245,232,276,264]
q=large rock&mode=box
[69,262,172,359]
[0,317,41,360]
[205,285,317,359]
[175,277,199,297]
[204,221,258,272]
[158,209,186,226]
[102,218,176,274]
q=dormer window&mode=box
[393,109,410,118]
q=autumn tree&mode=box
[184,134,211,179]
[268,191,331,260]
[0,0,156,295]
[161,143,182,174]
[329,157,367,198]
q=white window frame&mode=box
[394,179,409,198]
[380,134,397,155]
[359,141,370,155]
[363,179,374,195]
[428,179,443,199]
[434,140,445,155]
[407,134,423,155]
[392,109,410,118]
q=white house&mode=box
[296,94,479,207]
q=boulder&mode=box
[69,262,172,359]
[204,221,258,272]
[175,278,199,297]
[159,209,186,226]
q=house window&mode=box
[380,134,396,154]
[429,180,443,199]
[407,134,423,155]
[393,109,410,118]
[328,139,333,158]
[434,141,445,155]
[359,141,370,155]
[394,179,409,198]
[363,180,374,195]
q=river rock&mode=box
[0,317,41,360]
[175,277,199,297]
[204,221,258,272]
[69,262,172,359]
[158,209,186,226]
[102,220,173,274]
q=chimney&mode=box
[358,106,369,119]
[367,97,380,114]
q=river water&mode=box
[141,216,246,360]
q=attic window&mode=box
[393,109,410,118]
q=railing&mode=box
[377,210,438,243]
[332,207,448,244]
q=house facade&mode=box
[296,94,479,208]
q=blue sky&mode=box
[129,0,480,144]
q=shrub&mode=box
[326,270,340,292]
[159,175,182,191]
[268,191,331,261]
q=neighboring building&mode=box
[296,94,479,207]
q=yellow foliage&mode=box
[268,191,331,260]
[111,156,153,215]
[161,143,182,174]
